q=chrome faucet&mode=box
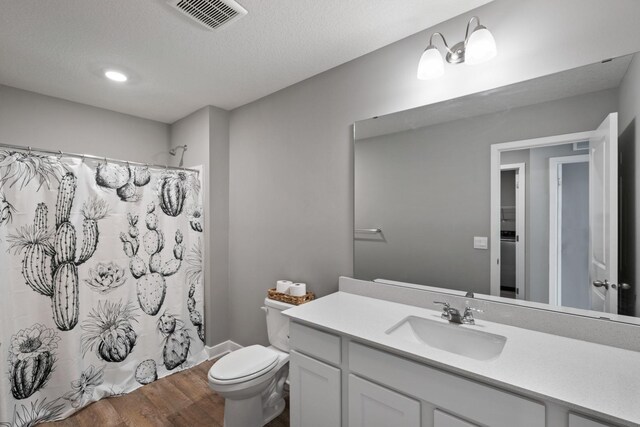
[434,301,483,325]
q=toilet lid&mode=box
[209,345,279,382]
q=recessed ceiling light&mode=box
[104,70,128,82]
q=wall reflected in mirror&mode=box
[354,52,639,320]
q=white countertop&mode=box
[283,292,640,426]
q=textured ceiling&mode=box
[0,0,492,123]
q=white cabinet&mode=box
[289,350,341,427]
[288,320,623,427]
[348,374,420,427]
[434,409,479,427]
[569,414,614,427]
[349,341,545,427]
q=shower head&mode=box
[169,145,188,167]
[169,145,187,155]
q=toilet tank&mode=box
[264,298,294,352]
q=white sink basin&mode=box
[385,315,507,361]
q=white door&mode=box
[289,351,341,427]
[589,113,618,313]
[348,375,420,427]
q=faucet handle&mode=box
[434,301,450,310]
[434,301,452,320]
[462,305,483,325]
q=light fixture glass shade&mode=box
[465,26,497,65]
[417,46,444,80]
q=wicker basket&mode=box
[267,288,315,305]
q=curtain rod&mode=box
[0,142,200,174]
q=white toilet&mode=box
[208,298,293,427]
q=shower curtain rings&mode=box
[0,142,199,174]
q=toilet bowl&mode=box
[208,298,293,427]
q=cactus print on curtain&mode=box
[0,153,207,424]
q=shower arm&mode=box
[169,145,188,167]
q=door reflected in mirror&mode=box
[354,53,638,320]
[490,117,617,316]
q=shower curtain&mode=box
[0,150,207,425]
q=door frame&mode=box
[548,154,590,306]
[500,163,526,299]
[490,130,596,297]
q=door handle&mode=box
[592,280,609,290]
[593,280,631,290]
[611,282,631,290]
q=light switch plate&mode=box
[474,236,488,250]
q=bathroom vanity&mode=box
[338,50,640,427]
[283,288,640,427]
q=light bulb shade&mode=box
[465,26,497,65]
[417,46,444,80]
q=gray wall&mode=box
[228,0,640,347]
[5,1,640,348]
[170,106,230,345]
[353,89,617,296]
[0,85,170,163]
[208,107,230,346]
[618,53,640,316]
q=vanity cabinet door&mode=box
[289,350,341,427]
[434,409,479,427]
[348,375,420,427]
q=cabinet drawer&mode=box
[434,410,479,427]
[349,341,545,427]
[569,413,615,427]
[290,321,341,365]
[348,375,420,427]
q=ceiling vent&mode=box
[168,0,247,31]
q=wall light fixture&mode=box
[417,16,497,80]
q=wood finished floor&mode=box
[40,358,290,427]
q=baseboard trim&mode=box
[205,340,243,359]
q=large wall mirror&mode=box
[354,52,639,323]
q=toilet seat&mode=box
[209,345,280,385]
